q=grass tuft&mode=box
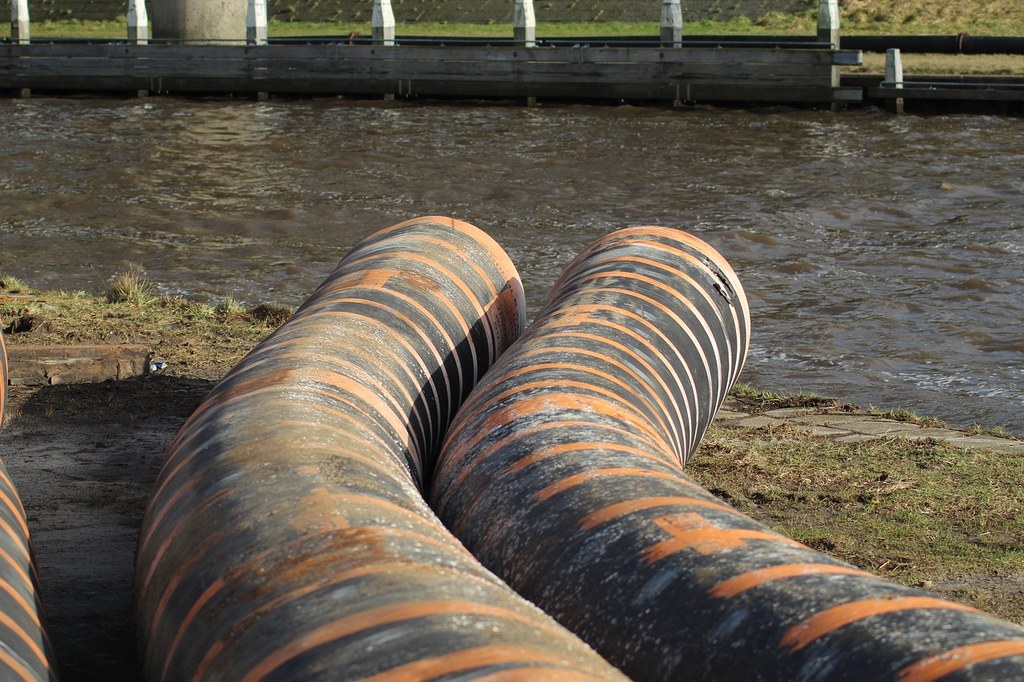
[106,264,155,305]
[0,275,30,294]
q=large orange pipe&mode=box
[0,331,58,681]
[431,226,1024,680]
[134,217,626,681]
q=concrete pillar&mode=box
[660,0,682,47]
[151,0,247,43]
[12,0,29,44]
[514,0,535,48]
[372,0,395,46]
[128,0,149,44]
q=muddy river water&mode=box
[1,98,1022,432]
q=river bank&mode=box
[1,282,1021,678]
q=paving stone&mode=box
[789,425,855,439]
[713,410,750,421]
[789,414,878,427]
[763,407,827,418]
[725,416,784,429]
[943,437,1024,455]
[889,428,969,441]
[834,420,927,436]
[833,433,880,444]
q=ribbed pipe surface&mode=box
[0,332,58,681]
[134,217,626,681]
[431,226,1024,681]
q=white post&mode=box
[12,0,29,44]
[372,0,395,47]
[885,48,903,87]
[127,0,149,45]
[660,0,682,47]
[817,0,839,48]
[247,0,268,46]
[885,48,904,114]
[514,0,535,48]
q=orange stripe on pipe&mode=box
[542,308,699,455]
[434,419,661,520]
[147,492,456,637]
[237,600,574,682]
[518,343,686,456]
[0,474,31,540]
[309,271,476,410]
[508,442,677,476]
[781,597,983,653]
[573,281,717,407]
[536,468,692,503]
[899,640,1024,682]
[499,359,680,458]
[604,252,741,381]
[0,609,47,673]
[579,496,732,531]
[356,645,585,682]
[0,649,36,682]
[643,512,804,563]
[0,574,44,633]
[474,669,599,682]
[598,231,752,377]
[0,517,29,563]
[708,563,875,599]
[440,390,676,488]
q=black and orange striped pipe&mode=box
[134,217,626,681]
[0,331,58,681]
[431,226,1024,681]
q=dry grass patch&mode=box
[689,427,1024,624]
[0,278,292,380]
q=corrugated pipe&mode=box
[431,226,1024,680]
[0,331,58,681]
[134,217,626,681]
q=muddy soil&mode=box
[0,378,214,681]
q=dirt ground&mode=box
[0,377,214,681]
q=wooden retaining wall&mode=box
[0,41,861,105]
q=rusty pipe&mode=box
[134,217,626,681]
[0,331,58,681]
[430,226,1024,680]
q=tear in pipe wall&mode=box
[134,217,626,681]
[431,226,1024,680]
[0,331,58,681]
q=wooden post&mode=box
[817,0,839,48]
[127,0,149,45]
[514,0,535,48]
[12,0,29,44]
[660,0,682,47]
[372,0,395,47]
[246,0,268,46]
[885,48,905,114]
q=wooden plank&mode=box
[866,86,1024,102]
[6,344,152,386]
[3,52,834,84]
[0,42,841,104]
[3,42,836,66]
